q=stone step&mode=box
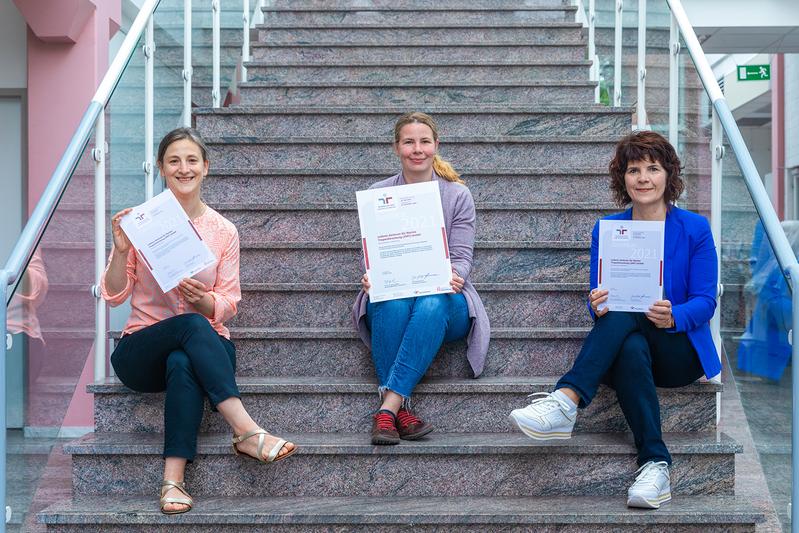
[242,61,592,83]
[257,23,585,45]
[153,26,244,47]
[237,80,599,105]
[198,167,729,206]
[37,494,763,532]
[227,282,745,330]
[235,239,753,285]
[202,135,718,170]
[64,431,737,497]
[152,10,251,28]
[211,202,752,246]
[155,44,245,65]
[90,376,720,434]
[236,241,591,284]
[260,7,578,26]
[212,326,588,378]
[194,105,632,138]
[267,0,573,7]
[67,161,739,208]
[249,43,587,62]
[110,83,219,108]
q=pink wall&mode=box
[19,0,120,213]
[15,0,121,430]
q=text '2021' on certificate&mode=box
[120,189,217,293]
[356,181,453,303]
[597,220,665,313]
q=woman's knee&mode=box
[412,294,448,317]
[615,334,653,372]
[178,312,212,331]
[165,350,193,380]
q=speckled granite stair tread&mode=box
[194,104,628,114]
[265,0,576,8]
[237,79,598,87]
[38,494,763,527]
[109,326,593,339]
[261,5,577,12]
[242,59,593,67]
[227,325,593,338]
[65,431,738,455]
[259,20,586,29]
[87,375,721,395]
[251,40,587,48]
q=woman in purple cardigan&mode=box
[352,112,490,445]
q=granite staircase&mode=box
[39,0,764,530]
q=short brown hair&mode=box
[157,127,210,165]
[608,131,684,207]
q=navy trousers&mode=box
[556,311,705,465]
[110,313,240,461]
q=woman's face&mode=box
[624,157,667,209]
[158,139,209,200]
[394,122,438,176]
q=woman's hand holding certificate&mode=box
[118,189,217,293]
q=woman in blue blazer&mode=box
[509,131,720,509]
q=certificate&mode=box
[120,189,217,293]
[597,220,665,313]
[356,181,454,303]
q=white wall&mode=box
[0,0,27,89]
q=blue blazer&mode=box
[589,206,722,379]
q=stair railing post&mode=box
[242,0,250,83]
[613,0,623,107]
[144,14,155,199]
[710,107,723,385]
[0,270,7,532]
[668,13,680,147]
[789,263,799,532]
[93,110,107,383]
[212,0,221,107]
[183,0,192,126]
[636,0,647,129]
[589,0,598,103]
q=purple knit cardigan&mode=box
[351,172,491,377]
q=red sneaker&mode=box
[396,407,434,440]
[371,410,399,445]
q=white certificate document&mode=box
[120,189,217,293]
[356,181,454,303]
[597,220,665,312]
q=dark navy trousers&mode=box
[110,313,240,461]
[556,311,705,465]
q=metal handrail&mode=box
[665,0,798,529]
[0,0,162,529]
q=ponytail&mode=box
[432,154,464,184]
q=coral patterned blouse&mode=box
[100,206,240,339]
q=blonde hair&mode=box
[393,112,464,184]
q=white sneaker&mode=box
[627,461,671,509]
[508,392,576,440]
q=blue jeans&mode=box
[366,293,471,399]
[556,311,705,466]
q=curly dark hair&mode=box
[608,131,684,207]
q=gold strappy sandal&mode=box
[160,479,193,515]
[232,428,298,463]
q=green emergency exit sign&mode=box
[737,64,770,81]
